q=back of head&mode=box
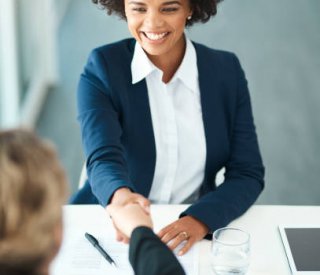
[0,129,68,275]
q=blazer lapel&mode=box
[129,79,156,197]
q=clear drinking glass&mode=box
[210,227,250,275]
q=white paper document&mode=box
[51,224,199,275]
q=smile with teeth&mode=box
[143,32,169,41]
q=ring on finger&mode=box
[180,231,189,240]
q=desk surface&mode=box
[52,205,320,275]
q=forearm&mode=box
[87,160,135,206]
[78,59,134,206]
[181,178,263,235]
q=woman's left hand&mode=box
[157,216,209,256]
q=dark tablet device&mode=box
[279,226,320,275]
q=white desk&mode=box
[52,205,320,275]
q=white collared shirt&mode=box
[131,38,206,204]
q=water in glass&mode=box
[211,227,250,275]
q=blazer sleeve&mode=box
[77,49,136,206]
[129,226,186,275]
[181,54,265,234]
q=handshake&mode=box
[106,187,153,242]
[106,187,209,256]
[106,188,187,275]
[107,200,153,241]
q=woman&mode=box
[0,130,68,275]
[72,0,265,255]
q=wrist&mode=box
[131,226,153,236]
[188,215,210,235]
[110,187,132,204]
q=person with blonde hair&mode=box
[0,129,68,275]
[0,130,185,275]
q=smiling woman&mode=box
[125,0,192,81]
[71,0,265,260]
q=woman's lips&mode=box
[141,31,170,42]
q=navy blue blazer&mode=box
[72,38,265,233]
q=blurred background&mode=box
[0,0,319,204]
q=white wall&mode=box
[0,0,71,129]
[0,0,20,128]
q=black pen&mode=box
[85,232,117,268]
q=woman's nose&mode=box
[144,11,164,28]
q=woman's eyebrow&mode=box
[162,1,182,6]
[128,1,181,5]
[128,1,146,6]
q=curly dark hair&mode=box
[92,0,224,26]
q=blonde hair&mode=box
[0,129,68,275]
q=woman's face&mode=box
[125,0,191,59]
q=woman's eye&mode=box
[162,7,178,13]
[132,7,146,12]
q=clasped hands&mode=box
[106,188,209,255]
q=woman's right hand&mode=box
[106,187,150,243]
[107,203,153,238]
[110,187,150,213]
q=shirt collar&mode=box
[131,37,198,93]
[173,38,198,93]
[131,41,157,84]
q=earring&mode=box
[187,15,192,20]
